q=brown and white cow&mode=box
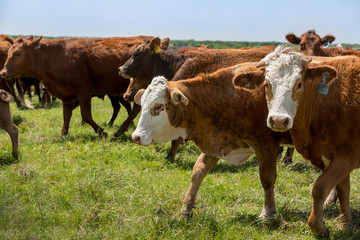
[118,38,294,160]
[245,45,360,236]
[131,62,293,220]
[286,30,360,57]
[0,89,18,158]
[0,35,152,137]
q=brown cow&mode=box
[131,63,293,220]
[286,30,360,57]
[0,35,152,137]
[245,45,360,236]
[118,38,294,160]
[0,89,18,158]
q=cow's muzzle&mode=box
[268,115,291,132]
[0,69,10,79]
[118,66,131,79]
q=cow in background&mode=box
[0,89,18,158]
[0,35,152,137]
[131,62,293,220]
[250,46,360,236]
[286,30,360,57]
[118,38,296,161]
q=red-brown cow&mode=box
[131,63,293,220]
[0,89,18,158]
[0,35,152,137]
[243,45,360,236]
[118,38,293,160]
[286,30,360,57]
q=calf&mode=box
[0,89,18,158]
[0,35,152,137]
[250,45,360,236]
[131,62,293,220]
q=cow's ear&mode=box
[29,36,42,49]
[160,38,170,51]
[286,33,301,45]
[149,37,161,54]
[305,66,337,85]
[171,90,188,105]
[321,34,335,45]
[25,35,34,41]
[233,71,265,89]
[134,89,145,105]
[15,36,24,43]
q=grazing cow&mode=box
[249,45,360,236]
[0,35,152,137]
[0,89,18,158]
[286,30,360,57]
[118,38,294,160]
[131,62,293,220]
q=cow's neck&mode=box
[154,51,186,80]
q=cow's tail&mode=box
[0,89,12,103]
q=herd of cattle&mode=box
[1,29,360,237]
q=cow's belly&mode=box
[221,147,255,165]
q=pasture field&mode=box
[1,97,360,239]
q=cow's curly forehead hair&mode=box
[141,76,169,108]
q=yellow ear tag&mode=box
[154,44,161,53]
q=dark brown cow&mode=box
[286,30,360,57]
[245,46,360,236]
[131,63,293,220]
[0,89,18,158]
[119,38,290,159]
[0,35,152,137]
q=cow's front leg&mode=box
[180,153,219,219]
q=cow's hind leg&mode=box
[180,153,219,219]
[108,95,121,126]
[166,138,183,160]
[79,98,106,137]
[0,102,18,158]
[335,175,352,230]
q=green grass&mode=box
[1,96,360,239]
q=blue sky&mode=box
[1,0,359,44]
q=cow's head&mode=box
[0,36,42,79]
[132,76,188,146]
[286,30,335,56]
[256,45,337,132]
[119,37,169,101]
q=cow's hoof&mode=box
[309,221,329,238]
[179,211,192,220]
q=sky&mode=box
[1,0,359,44]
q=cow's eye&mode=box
[14,52,21,57]
[150,103,165,116]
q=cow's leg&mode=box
[283,147,294,165]
[166,138,183,160]
[34,82,42,102]
[118,96,132,115]
[324,188,338,206]
[335,175,352,230]
[108,96,120,126]
[0,103,18,158]
[180,153,219,219]
[256,144,278,218]
[61,101,73,135]
[78,98,106,137]
[114,103,140,137]
[307,160,353,237]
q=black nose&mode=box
[132,135,141,144]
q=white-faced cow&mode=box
[246,45,360,236]
[131,62,293,220]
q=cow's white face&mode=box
[132,76,187,145]
[258,45,311,131]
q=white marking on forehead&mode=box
[141,76,168,109]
